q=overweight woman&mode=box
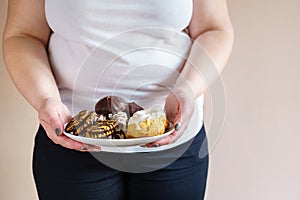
[3,0,234,199]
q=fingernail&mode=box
[152,143,161,147]
[175,122,182,131]
[55,128,61,136]
[81,147,88,151]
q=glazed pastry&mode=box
[65,110,117,138]
[127,108,169,138]
[73,111,98,136]
[79,120,117,139]
[65,110,89,133]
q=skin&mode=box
[3,0,234,151]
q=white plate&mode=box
[63,126,174,147]
[63,99,204,153]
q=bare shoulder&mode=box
[3,0,50,46]
[188,0,233,40]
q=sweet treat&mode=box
[112,111,128,132]
[95,96,129,117]
[65,96,168,140]
[73,111,98,136]
[79,120,117,139]
[95,96,143,117]
[65,110,89,133]
[112,131,126,139]
[127,108,169,138]
[65,110,118,138]
[128,102,143,116]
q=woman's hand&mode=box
[150,90,195,147]
[38,98,101,151]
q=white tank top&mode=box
[45,0,204,141]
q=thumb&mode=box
[173,96,194,131]
[52,103,73,135]
[39,106,64,137]
[58,104,72,124]
[49,109,64,136]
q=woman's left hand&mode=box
[149,90,195,147]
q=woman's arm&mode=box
[156,0,234,145]
[3,0,97,151]
[177,0,234,97]
[3,0,57,110]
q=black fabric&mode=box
[33,124,209,200]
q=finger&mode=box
[80,145,102,152]
[146,131,178,147]
[50,115,64,136]
[42,121,101,152]
[39,108,64,136]
[164,93,179,122]
[60,108,72,124]
[152,122,188,146]
[149,111,190,147]
[40,117,62,137]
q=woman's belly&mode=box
[48,28,192,114]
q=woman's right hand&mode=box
[38,98,101,151]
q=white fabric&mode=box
[45,0,204,142]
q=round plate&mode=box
[63,99,204,153]
[63,125,174,147]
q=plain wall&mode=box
[205,0,300,200]
[1,0,300,199]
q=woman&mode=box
[3,0,234,199]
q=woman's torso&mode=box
[45,0,198,113]
[45,0,204,150]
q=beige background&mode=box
[1,0,300,199]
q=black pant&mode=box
[33,124,209,200]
